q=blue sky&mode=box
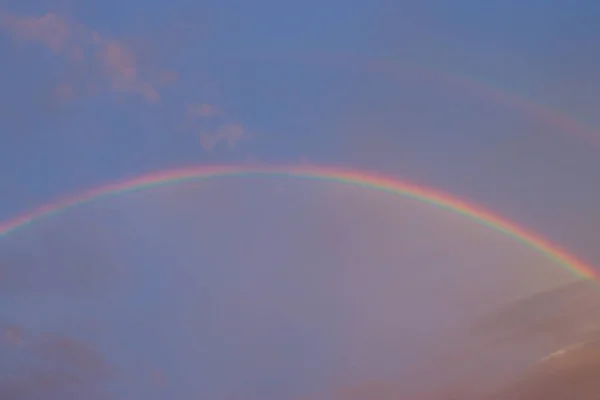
[2,1,600,398]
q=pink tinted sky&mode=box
[2,1,600,399]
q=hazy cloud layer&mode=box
[0,176,589,398]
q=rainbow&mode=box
[0,164,597,282]
[231,51,600,150]
[362,57,600,149]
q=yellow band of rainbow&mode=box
[0,164,596,282]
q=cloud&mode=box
[151,369,168,387]
[331,380,407,399]
[297,380,478,400]
[2,324,24,346]
[186,103,223,119]
[53,82,76,103]
[0,11,70,52]
[0,9,171,103]
[0,371,108,400]
[0,9,256,151]
[34,335,112,381]
[199,122,246,152]
[184,102,251,152]
[473,279,600,346]
[0,331,112,400]
[91,32,160,103]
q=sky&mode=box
[1,0,600,398]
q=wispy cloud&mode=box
[199,122,247,152]
[0,11,71,52]
[91,32,161,103]
[0,8,256,152]
[0,9,173,103]
[186,103,223,119]
[185,102,251,152]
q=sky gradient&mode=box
[2,1,600,398]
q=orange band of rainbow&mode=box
[0,164,596,282]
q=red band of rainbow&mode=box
[0,164,597,282]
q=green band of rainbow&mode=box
[0,164,597,282]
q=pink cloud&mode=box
[186,102,253,152]
[0,331,112,400]
[473,279,600,349]
[156,70,178,85]
[0,11,70,52]
[2,324,24,346]
[331,380,406,400]
[35,335,111,378]
[1,8,257,149]
[0,9,168,104]
[296,381,480,400]
[91,33,160,103]
[0,370,108,400]
[199,123,246,152]
[151,369,168,387]
[187,103,223,119]
[53,82,76,102]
